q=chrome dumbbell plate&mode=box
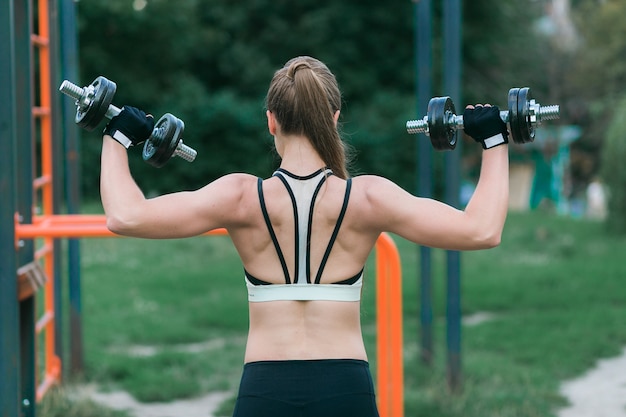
[74,76,117,131]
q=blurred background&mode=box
[75,0,624,229]
[12,0,624,416]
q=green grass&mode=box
[79,235,248,402]
[48,210,626,417]
[39,386,130,417]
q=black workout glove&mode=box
[463,105,509,150]
[103,105,154,149]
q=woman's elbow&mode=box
[466,226,502,250]
[465,213,506,250]
[106,214,136,236]
[483,232,502,249]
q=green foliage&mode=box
[75,1,547,197]
[568,1,626,180]
[463,2,548,104]
[601,94,626,234]
[570,0,626,104]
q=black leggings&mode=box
[232,359,380,417]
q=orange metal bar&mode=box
[36,376,56,401]
[38,0,52,219]
[35,311,54,333]
[375,233,404,417]
[32,106,51,117]
[15,215,228,239]
[35,355,60,401]
[387,237,404,417]
[33,175,52,190]
[30,33,49,47]
[35,214,117,224]
[34,243,53,260]
[377,239,391,416]
[32,0,60,401]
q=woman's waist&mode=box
[244,348,369,364]
[244,324,367,363]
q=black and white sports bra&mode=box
[244,168,363,302]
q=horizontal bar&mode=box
[35,311,54,333]
[36,369,60,402]
[15,214,228,239]
[30,34,49,47]
[33,214,112,224]
[34,243,53,260]
[33,175,52,189]
[32,106,51,117]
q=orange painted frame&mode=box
[376,233,404,417]
[31,0,58,401]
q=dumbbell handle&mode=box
[406,103,560,135]
[59,80,197,162]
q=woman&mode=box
[100,56,509,416]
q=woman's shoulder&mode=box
[350,174,398,190]
[199,173,259,201]
[348,174,412,208]
[212,172,260,187]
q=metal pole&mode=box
[15,0,37,412]
[443,0,463,393]
[49,0,65,372]
[59,0,84,375]
[415,0,434,366]
[0,0,21,414]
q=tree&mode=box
[601,95,626,233]
[567,1,626,161]
[75,0,547,197]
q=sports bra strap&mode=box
[255,170,355,289]
[314,178,352,284]
[257,177,291,284]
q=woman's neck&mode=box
[277,134,326,175]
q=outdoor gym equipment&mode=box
[59,76,197,167]
[406,87,561,150]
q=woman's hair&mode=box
[266,56,351,179]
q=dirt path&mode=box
[78,384,232,417]
[463,313,626,417]
[557,346,626,417]
[79,340,626,417]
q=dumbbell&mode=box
[59,76,197,168]
[406,87,560,150]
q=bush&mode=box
[601,95,626,234]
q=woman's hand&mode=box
[463,104,509,150]
[103,105,154,149]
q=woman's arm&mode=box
[100,136,252,239]
[363,144,508,251]
[457,144,509,246]
[363,105,510,251]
